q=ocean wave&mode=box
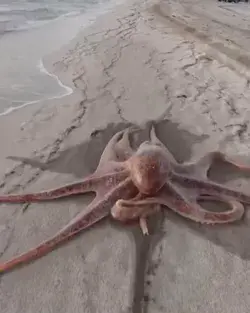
[0,2,83,34]
[0,59,73,117]
[0,0,123,116]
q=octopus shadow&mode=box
[8,119,250,263]
[6,119,206,313]
[7,119,205,177]
[8,122,134,178]
[121,122,250,313]
[151,122,250,261]
[7,119,250,313]
[156,121,250,262]
[175,154,250,261]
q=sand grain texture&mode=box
[1,0,250,312]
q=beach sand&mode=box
[1,0,250,311]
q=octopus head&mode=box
[127,141,171,194]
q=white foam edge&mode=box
[0,58,73,117]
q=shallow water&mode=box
[0,0,120,115]
[0,0,111,35]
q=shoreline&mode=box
[0,0,125,117]
[0,59,73,117]
[2,0,250,312]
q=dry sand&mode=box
[1,0,250,312]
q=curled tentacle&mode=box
[162,182,244,224]
[116,182,245,224]
[111,193,160,222]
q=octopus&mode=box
[0,123,250,275]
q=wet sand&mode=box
[1,0,250,312]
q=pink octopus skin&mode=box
[0,124,250,274]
